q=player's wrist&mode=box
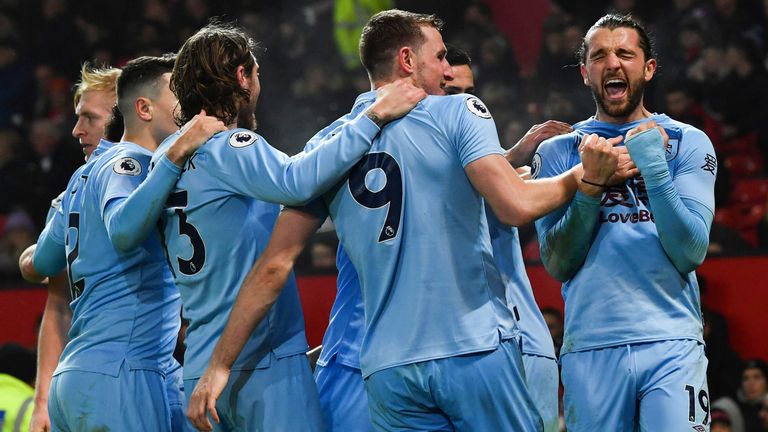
[365,108,387,129]
[578,177,608,197]
[165,145,190,168]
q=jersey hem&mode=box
[560,335,704,357]
[361,333,516,378]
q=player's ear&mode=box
[236,64,249,89]
[644,58,656,83]
[580,63,589,86]
[397,47,416,75]
[135,97,152,122]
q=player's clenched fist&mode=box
[367,79,427,127]
[578,133,621,196]
[624,120,670,175]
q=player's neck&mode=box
[371,74,416,91]
[121,127,159,153]
[594,104,653,125]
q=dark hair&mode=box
[105,104,124,142]
[743,359,768,378]
[578,14,655,64]
[446,44,472,67]
[116,54,176,115]
[172,21,257,126]
[359,9,444,81]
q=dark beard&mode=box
[591,77,645,119]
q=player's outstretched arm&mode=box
[187,209,322,431]
[105,111,226,252]
[465,133,619,227]
[505,120,573,167]
[30,272,71,432]
[624,122,713,273]
[219,80,425,206]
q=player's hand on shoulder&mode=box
[187,364,229,431]
[367,79,427,127]
[578,133,621,196]
[168,110,227,167]
[517,120,573,154]
[505,119,572,166]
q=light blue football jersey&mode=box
[295,110,367,371]
[533,114,716,355]
[311,91,519,378]
[486,206,556,359]
[316,245,365,370]
[35,140,180,377]
[151,115,380,379]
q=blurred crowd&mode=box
[2,0,768,281]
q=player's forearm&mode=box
[32,227,67,277]
[275,112,380,205]
[209,258,294,370]
[19,244,46,283]
[34,274,71,406]
[505,141,536,167]
[105,155,181,252]
[209,210,319,369]
[626,128,710,272]
[513,166,582,224]
[537,191,602,282]
[646,182,711,273]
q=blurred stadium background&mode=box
[0,0,766,412]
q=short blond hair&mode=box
[73,63,121,110]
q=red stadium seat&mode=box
[724,152,764,179]
[730,178,768,206]
[715,132,759,156]
[714,203,767,247]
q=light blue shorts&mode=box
[523,353,559,432]
[49,361,171,431]
[364,338,543,431]
[561,339,710,432]
[184,353,324,432]
[315,356,373,432]
[166,364,194,432]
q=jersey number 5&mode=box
[165,190,206,275]
[349,152,403,242]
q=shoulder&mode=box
[532,131,581,178]
[223,129,263,149]
[656,115,714,161]
[97,144,151,178]
[538,130,581,154]
[421,94,493,119]
[305,113,357,152]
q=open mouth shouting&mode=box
[604,78,628,101]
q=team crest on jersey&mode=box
[531,153,542,179]
[664,127,682,161]
[113,157,142,176]
[229,131,258,148]
[465,97,492,119]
